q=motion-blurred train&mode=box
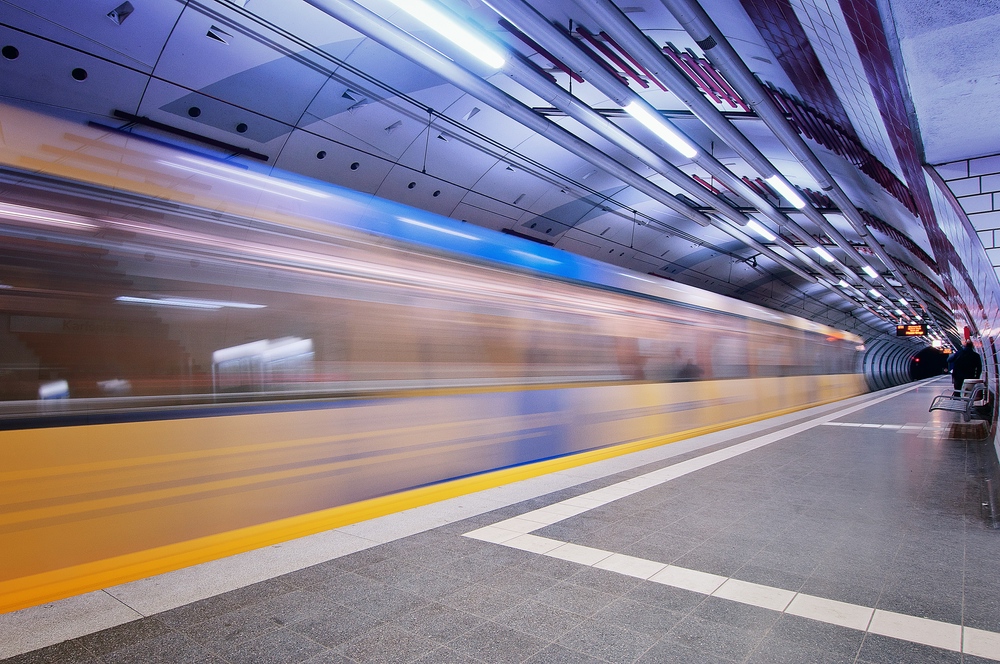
[0,104,865,612]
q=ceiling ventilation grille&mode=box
[206,26,232,44]
[107,1,134,25]
[342,90,369,113]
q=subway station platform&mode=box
[3,378,999,663]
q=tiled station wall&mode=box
[930,157,1000,465]
[935,154,1000,279]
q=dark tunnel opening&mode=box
[910,345,949,380]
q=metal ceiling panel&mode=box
[216,0,367,53]
[449,200,519,232]
[134,78,291,161]
[402,127,505,190]
[553,231,604,259]
[373,180,467,218]
[152,5,329,127]
[470,159,560,213]
[337,37,449,103]
[571,206,635,243]
[375,163,470,211]
[455,188,527,223]
[323,97,429,162]
[0,0,184,71]
[526,188,603,229]
[0,25,148,117]
[271,127,395,196]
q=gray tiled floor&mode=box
[4,380,999,663]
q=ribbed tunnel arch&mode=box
[863,338,927,390]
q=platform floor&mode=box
[3,378,999,663]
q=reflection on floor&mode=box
[2,378,998,663]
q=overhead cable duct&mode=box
[300,0,712,228]
[658,0,926,319]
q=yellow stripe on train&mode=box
[0,375,865,614]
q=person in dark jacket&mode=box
[952,341,982,391]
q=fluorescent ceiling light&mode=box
[838,279,850,288]
[765,175,806,209]
[862,265,879,279]
[869,288,882,298]
[117,296,265,310]
[898,298,908,306]
[623,101,698,158]
[388,0,505,68]
[747,219,776,242]
[916,315,922,320]
[895,309,904,316]
[813,246,834,262]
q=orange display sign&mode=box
[896,324,927,337]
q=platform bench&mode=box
[929,381,987,422]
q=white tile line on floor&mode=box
[0,380,935,659]
[461,380,1000,661]
[463,529,996,658]
[823,422,978,431]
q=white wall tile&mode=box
[946,177,981,197]
[981,173,1000,192]
[970,154,1000,176]
[969,210,1000,231]
[961,194,995,214]
[934,161,969,180]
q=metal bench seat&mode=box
[929,381,987,421]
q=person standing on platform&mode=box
[951,341,982,391]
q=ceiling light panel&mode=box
[385,0,505,68]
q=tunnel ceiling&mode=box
[0,0,994,344]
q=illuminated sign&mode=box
[896,323,927,337]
